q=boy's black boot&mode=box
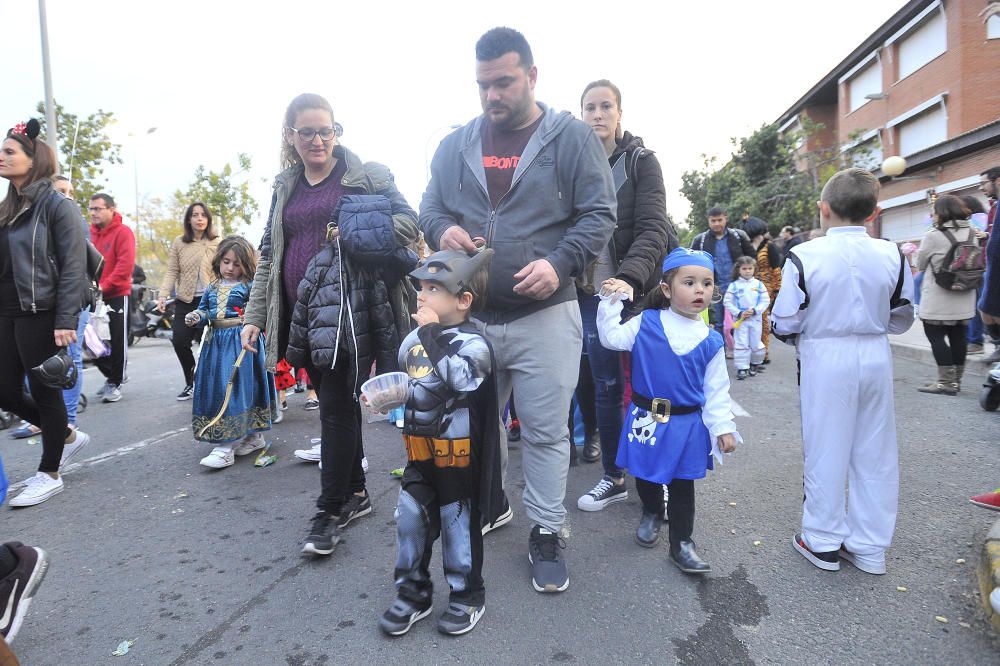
[635,511,663,548]
[669,540,711,574]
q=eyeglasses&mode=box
[287,126,337,143]
[87,206,108,212]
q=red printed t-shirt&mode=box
[480,115,543,209]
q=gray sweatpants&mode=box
[475,300,582,532]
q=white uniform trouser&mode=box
[799,335,899,561]
[732,317,765,370]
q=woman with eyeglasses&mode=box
[241,93,418,555]
[0,119,88,507]
[157,202,220,400]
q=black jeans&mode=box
[171,299,202,385]
[309,355,366,515]
[922,321,968,367]
[0,310,68,473]
[635,477,695,548]
[95,294,128,386]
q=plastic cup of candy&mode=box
[361,372,409,412]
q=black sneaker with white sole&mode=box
[379,597,432,636]
[577,476,628,511]
[302,512,342,556]
[528,525,569,593]
[176,384,194,401]
[792,533,840,571]
[337,493,373,528]
[437,602,485,636]
[0,542,49,643]
[481,498,513,535]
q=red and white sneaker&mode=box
[792,533,840,571]
[969,489,1000,511]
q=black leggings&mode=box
[171,299,203,385]
[635,477,695,547]
[922,321,968,367]
[308,355,366,515]
[0,311,68,473]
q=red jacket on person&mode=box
[90,211,136,298]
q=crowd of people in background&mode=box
[0,24,998,650]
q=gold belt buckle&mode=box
[649,398,671,424]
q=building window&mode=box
[896,8,946,80]
[898,105,947,156]
[848,63,882,112]
[989,14,1000,40]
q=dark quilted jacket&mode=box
[286,238,399,393]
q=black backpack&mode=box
[934,227,985,292]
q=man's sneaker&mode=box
[176,384,194,401]
[792,533,840,571]
[302,512,341,555]
[102,385,122,403]
[8,473,64,508]
[837,547,886,575]
[437,602,485,636]
[379,597,432,636]
[736,369,749,380]
[528,525,569,593]
[234,433,265,456]
[0,543,49,643]
[304,398,319,411]
[94,382,109,399]
[748,366,758,377]
[577,476,628,512]
[200,446,235,469]
[294,440,322,462]
[59,429,90,467]
[970,489,1000,511]
[337,492,373,528]
[482,499,513,535]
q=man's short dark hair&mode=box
[91,193,116,208]
[53,175,70,183]
[982,167,1000,183]
[475,27,533,68]
[821,168,879,223]
[707,206,727,218]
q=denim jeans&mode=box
[578,294,625,478]
[968,290,984,345]
[63,309,90,425]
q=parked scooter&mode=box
[131,293,175,344]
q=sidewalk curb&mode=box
[977,517,1000,632]
[889,341,990,377]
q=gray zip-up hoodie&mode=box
[419,103,616,323]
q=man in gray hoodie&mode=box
[420,27,616,594]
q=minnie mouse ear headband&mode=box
[7,119,41,155]
[662,247,714,273]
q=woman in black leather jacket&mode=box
[0,119,88,507]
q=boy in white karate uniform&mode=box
[771,168,914,575]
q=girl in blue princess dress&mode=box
[186,236,275,469]
[597,247,741,574]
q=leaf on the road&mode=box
[112,639,135,656]
[934,616,948,624]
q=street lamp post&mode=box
[38,0,58,155]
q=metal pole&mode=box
[38,0,59,156]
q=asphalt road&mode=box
[3,337,999,665]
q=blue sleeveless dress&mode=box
[615,311,724,485]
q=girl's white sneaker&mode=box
[200,446,235,469]
[234,433,265,456]
[9,473,64,507]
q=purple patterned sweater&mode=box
[281,160,354,307]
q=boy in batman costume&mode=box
[377,248,503,637]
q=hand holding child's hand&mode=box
[740,310,752,320]
[718,433,737,453]
[184,312,201,327]
[411,306,439,327]
[599,278,634,301]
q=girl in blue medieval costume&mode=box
[597,247,741,574]
[187,236,275,469]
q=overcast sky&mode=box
[6,0,906,240]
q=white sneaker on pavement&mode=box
[60,430,90,467]
[234,433,265,456]
[294,440,322,462]
[9,472,64,507]
[102,385,122,403]
[200,446,235,469]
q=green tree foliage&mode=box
[681,122,882,236]
[35,101,123,206]
[176,154,258,235]
[133,195,185,286]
